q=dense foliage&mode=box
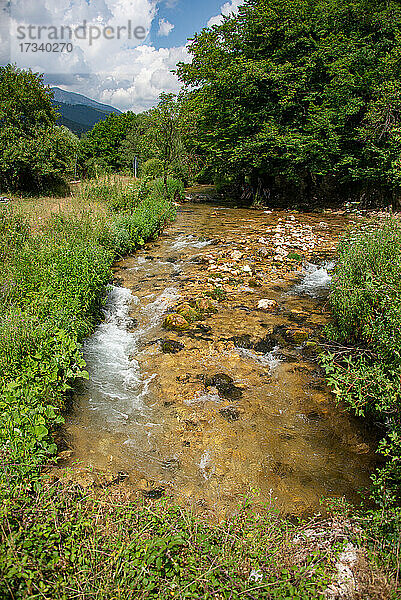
[79,112,138,175]
[78,94,201,185]
[321,218,401,552]
[177,0,401,205]
[0,65,78,193]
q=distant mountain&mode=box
[51,87,121,136]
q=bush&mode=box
[321,217,401,555]
[147,177,185,202]
[141,158,164,178]
[0,65,78,194]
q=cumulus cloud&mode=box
[207,0,244,28]
[158,18,174,37]
[48,44,190,113]
[5,0,191,112]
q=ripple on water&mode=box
[171,234,212,250]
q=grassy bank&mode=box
[0,178,176,493]
[321,217,401,569]
[1,482,393,600]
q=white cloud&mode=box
[53,44,190,113]
[207,0,244,28]
[5,0,191,112]
[158,18,174,37]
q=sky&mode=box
[1,0,244,112]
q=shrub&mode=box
[321,216,401,554]
[0,65,78,194]
[141,158,164,178]
[147,177,185,202]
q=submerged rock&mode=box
[204,373,243,400]
[219,406,241,422]
[227,334,276,354]
[163,313,190,331]
[161,339,185,354]
[286,327,313,344]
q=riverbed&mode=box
[62,203,376,516]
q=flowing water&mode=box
[65,203,376,515]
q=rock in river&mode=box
[163,313,190,331]
[204,373,243,400]
[161,339,185,354]
[257,299,278,311]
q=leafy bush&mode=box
[147,177,185,202]
[0,65,78,194]
[141,158,164,178]
[321,217,401,552]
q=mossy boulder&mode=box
[194,297,218,314]
[286,327,313,344]
[163,313,190,331]
[303,340,324,356]
[204,373,243,400]
[176,302,200,323]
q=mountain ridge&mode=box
[51,87,121,136]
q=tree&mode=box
[177,0,401,205]
[0,64,77,193]
[144,93,184,196]
[79,111,138,175]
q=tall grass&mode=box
[75,175,185,213]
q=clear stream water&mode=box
[65,204,376,515]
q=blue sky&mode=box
[3,0,244,111]
[149,0,232,49]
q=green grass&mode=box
[0,485,347,600]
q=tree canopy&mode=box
[177,0,401,204]
[0,65,78,193]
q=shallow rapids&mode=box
[64,203,376,516]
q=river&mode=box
[63,202,376,516]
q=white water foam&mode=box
[171,234,212,250]
[81,285,179,429]
[199,450,215,480]
[293,262,335,297]
[236,346,281,371]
